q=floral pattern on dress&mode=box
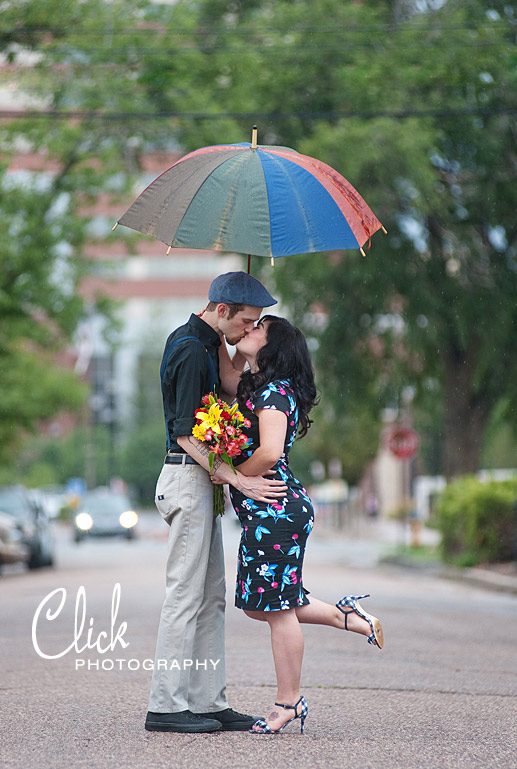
[231,379,314,612]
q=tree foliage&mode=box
[2,0,516,483]
[0,0,149,462]
[158,0,517,478]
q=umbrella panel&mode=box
[174,151,272,256]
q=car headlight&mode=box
[119,510,138,529]
[75,512,93,531]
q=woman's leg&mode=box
[244,608,304,731]
[295,597,373,636]
[246,598,373,637]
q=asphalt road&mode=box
[1,511,516,769]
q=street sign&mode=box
[386,425,420,460]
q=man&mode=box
[145,271,287,734]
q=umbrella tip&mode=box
[251,125,258,149]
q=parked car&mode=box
[28,485,69,520]
[73,489,138,542]
[0,486,55,569]
[0,512,30,572]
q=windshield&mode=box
[79,494,132,517]
[0,489,31,520]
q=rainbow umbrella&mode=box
[114,127,386,263]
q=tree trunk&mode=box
[442,345,490,480]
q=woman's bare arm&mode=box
[235,409,287,476]
[176,433,287,503]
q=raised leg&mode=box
[246,597,374,637]
[295,596,373,636]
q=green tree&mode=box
[5,0,516,485]
[164,0,517,479]
[0,0,154,462]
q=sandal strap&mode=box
[251,718,274,733]
[336,603,352,630]
[274,696,303,711]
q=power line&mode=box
[3,18,514,38]
[25,37,511,55]
[0,105,515,122]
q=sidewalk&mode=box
[139,507,517,595]
[274,514,517,596]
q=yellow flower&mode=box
[192,423,208,440]
[196,403,222,434]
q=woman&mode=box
[230,316,384,735]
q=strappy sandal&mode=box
[336,593,384,649]
[250,695,308,734]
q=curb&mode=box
[379,554,517,595]
[439,565,517,595]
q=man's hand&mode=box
[177,435,287,503]
[233,470,287,504]
[211,468,287,503]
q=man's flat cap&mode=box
[209,271,277,308]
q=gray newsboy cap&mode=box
[209,271,277,307]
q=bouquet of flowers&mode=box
[192,393,251,516]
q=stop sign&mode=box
[386,425,420,460]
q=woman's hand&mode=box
[177,435,287,502]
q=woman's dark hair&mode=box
[237,315,318,438]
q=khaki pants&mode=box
[148,462,227,713]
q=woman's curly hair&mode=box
[237,315,318,438]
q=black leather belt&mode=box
[165,453,198,465]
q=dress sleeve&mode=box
[254,381,294,417]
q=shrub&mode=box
[436,475,517,566]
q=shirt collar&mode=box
[188,313,221,348]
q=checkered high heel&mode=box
[250,695,308,734]
[336,594,384,649]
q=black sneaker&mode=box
[145,710,222,733]
[194,707,256,732]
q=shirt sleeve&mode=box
[163,341,210,439]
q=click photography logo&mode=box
[31,582,220,673]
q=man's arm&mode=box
[218,342,246,401]
[176,435,287,504]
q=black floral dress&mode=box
[230,379,314,612]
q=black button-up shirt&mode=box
[160,314,221,453]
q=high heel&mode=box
[250,695,308,734]
[336,594,384,649]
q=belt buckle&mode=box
[167,452,187,466]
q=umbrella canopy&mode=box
[115,131,385,259]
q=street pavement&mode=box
[1,510,516,769]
